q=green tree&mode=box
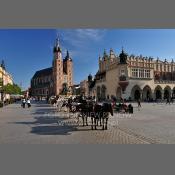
[0,78,3,86]
[3,83,22,95]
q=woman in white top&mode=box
[21,98,26,108]
[27,98,31,108]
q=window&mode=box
[160,64,162,71]
[138,69,144,78]
[131,69,138,78]
[132,68,150,78]
[164,65,166,72]
[145,69,150,78]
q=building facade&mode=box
[80,74,96,97]
[80,79,89,97]
[0,60,13,101]
[93,48,175,101]
[31,38,73,98]
[0,60,13,86]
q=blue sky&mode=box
[1,29,175,89]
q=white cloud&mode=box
[74,29,106,41]
[56,29,106,48]
[54,29,107,61]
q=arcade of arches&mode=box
[130,85,175,101]
[96,84,175,101]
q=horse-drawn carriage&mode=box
[49,95,114,130]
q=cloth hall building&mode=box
[93,49,175,101]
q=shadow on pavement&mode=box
[9,103,99,136]
[17,101,82,135]
[31,125,77,135]
[12,114,78,135]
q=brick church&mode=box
[30,37,73,98]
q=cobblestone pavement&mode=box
[110,102,175,144]
[0,102,149,144]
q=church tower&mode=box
[52,37,63,96]
[64,50,73,87]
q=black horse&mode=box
[76,100,93,126]
[92,103,113,130]
[75,101,113,130]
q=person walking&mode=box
[21,98,26,108]
[166,97,171,105]
[128,104,133,114]
[137,99,141,111]
[27,98,31,108]
[171,97,174,104]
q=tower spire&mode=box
[122,46,124,53]
[55,35,60,48]
[1,60,5,70]
[65,50,72,61]
[66,50,69,58]
[53,35,61,53]
[119,47,127,64]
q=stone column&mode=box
[170,90,173,98]
[161,90,164,100]
[140,90,143,101]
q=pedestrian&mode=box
[68,97,73,112]
[21,98,26,108]
[128,104,133,114]
[137,99,141,110]
[171,97,174,104]
[94,96,97,103]
[166,97,170,105]
[27,98,31,108]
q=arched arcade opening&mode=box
[154,85,162,100]
[96,86,101,101]
[142,85,153,101]
[101,85,106,101]
[131,85,142,101]
[173,87,175,99]
[164,86,171,99]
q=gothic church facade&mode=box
[31,38,73,98]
